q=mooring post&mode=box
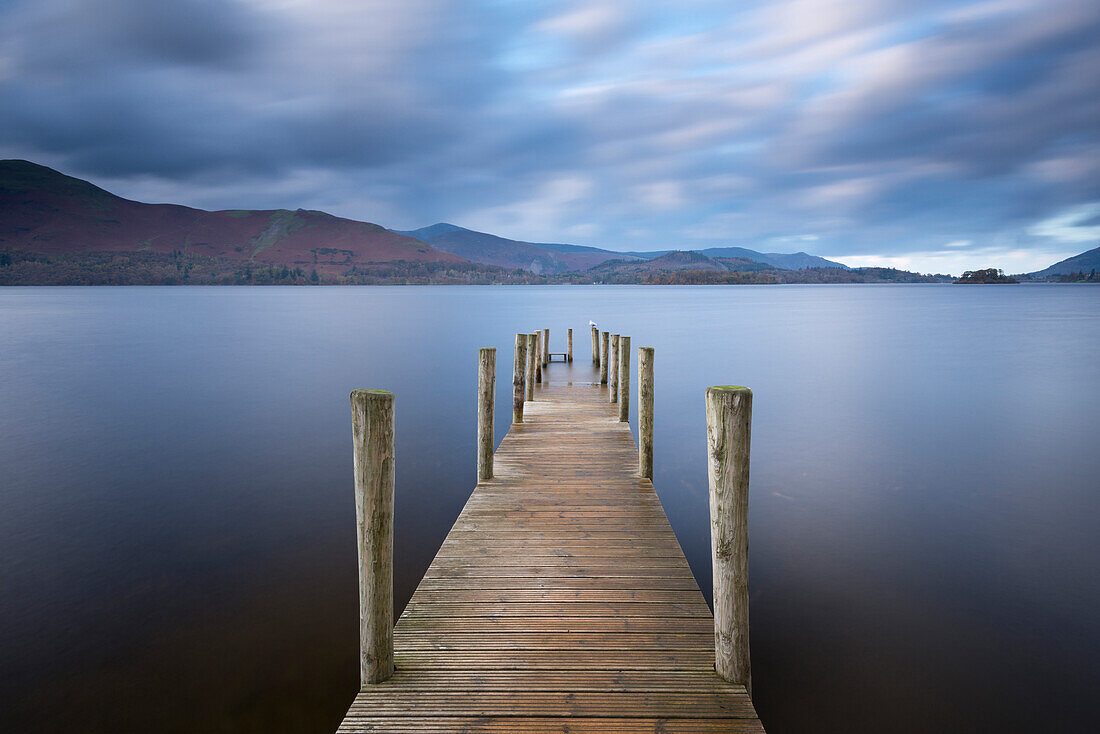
[618,336,631,421]
[477,347,496,482]
[543,328,550,367]
[638,347,654,477]
[535,333,543,383]
[705,385,752,695]
[567,329,573,362]
[350,389,395,685]
[513,334,527,423]
[609,334,620,403]
[600,331,609,384]
[525,333,536,401]
[591,326,599,364]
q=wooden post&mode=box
[705,386,752,694]
[477,348,495,482]
[618,336,630,422]
[350,389,395,685]
[638,347,654,478]
[525,333,536,401]
[600,331,609,384]
[567,329,573,362]
[591,326,599,364]
[543,328,550,367]
[608,334,620,403]
[535,333,543,383]
[512,334,527,423]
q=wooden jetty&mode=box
[340,330,763,732]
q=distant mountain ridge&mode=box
[0,160,461,272]
[1027,246,1100,277]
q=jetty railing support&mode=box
[609,334,620,403]
[350,389,395,685]
[525,333,536,401]
[567,328,573,362]
[600,331,609,384]
[477,348,496,482]
[638,347,654,477]
[705,385,753,695]
[591,326,599,364]
[513,335,527,423]
[543,328,550,367]
[618,336,631,421]
[534,333,542,383]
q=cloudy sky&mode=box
[2,0,1098,273]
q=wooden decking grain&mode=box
[337,381,764,733]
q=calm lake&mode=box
[1,285,1097,733]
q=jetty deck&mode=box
[338,378,764,732]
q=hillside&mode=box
[591,250,771,276]
[1027,246,1100,278]
[695,246,848,270]
[0,160,462,273]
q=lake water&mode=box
[0,285,1097,733]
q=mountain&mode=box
[590,250,772,276]
[394,223,641,273]
[0,160,461,272]
[693,246,848,270]
[1027,246,1100,278]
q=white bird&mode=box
[588,320,597,328]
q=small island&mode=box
[954,268,1019,284]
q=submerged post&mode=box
[543,328,550,367]
[525,333,536,401]
[639,347,654,477]
[513,334,527,423]
[609,334,620,403]
[567,328,573,362]
[591,326,599,364]
[618,336,631,421]
[350,389,395,685]
[600,331,609,384]
[477,347,496,482]
[705,386,753,695]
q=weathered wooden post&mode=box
[535,333,543,383]
[638,347,654,478]
[543,328,550,367]
[567,329,573,362]
[705,386,752,695]
[350,389,395,685]
[477,347,495,482]
[591,326,599,364]
[618,336,630,421]
[512,334,527,423]
[600,331,609,384]
[608,334,620,403]
[525,333,536,401]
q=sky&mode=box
[1,0,1098,274]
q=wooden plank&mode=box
[337,378,764,732]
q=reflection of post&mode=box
[567,329,573,362]
[600,331,609,384]
[618,336,630,421]
[525,333,536,401]
[350,389,395,685]
[609,334,620,403]
[706,385,753,696]
[477,347,496,482]
[638,347,654,478]
[512,334,527,423]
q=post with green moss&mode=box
[512,334,527,423]
[618,336,631,421]
[525,333,536,401]
[591,326,599,364]
[638,347,654,477]
[609,334,620,403]
[543,328,550,367]
[477,347,496,482]
[350,389,395,685]
[706,385,753,696]
[567,328,573,362]
[600,331,609,384]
